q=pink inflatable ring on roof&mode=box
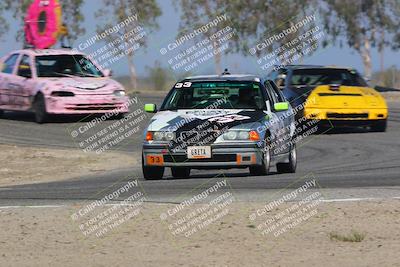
[25,0,62,49]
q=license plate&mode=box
[187,146,211,159]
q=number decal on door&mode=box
[146,155,164,166]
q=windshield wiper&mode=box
[73,72,101,78]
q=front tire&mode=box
[0,109,4,117]
[171,167,191,178]
[142,156,164,180]
[33,94,49,124]
[370,119,387,132]
[113,113,125,120]
[276,144,297,173]
[250,145,271,176]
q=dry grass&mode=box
[329,230,366,242]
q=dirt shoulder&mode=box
[0,144,137,187]
[0,200,399,266]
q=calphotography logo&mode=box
[70,179,147,238]
[250,12,326,72]
[249,174,325,238]
[67,96,147,154]
[160,178,235,238]
[157,13,237,74]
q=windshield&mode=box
[291,68,367,87]
[161,81,266,110]
[35,55,104,78]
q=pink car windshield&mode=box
[35,54,104,78]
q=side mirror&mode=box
[274,102,289,111]
[144,103,157,113]
[103,69,112,77]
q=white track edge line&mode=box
[0,196,399,209]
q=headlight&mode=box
[153,132,164,141]
[238,131,250,139]
[113,90,126,97]
[223,130,259,141]
[224,131,238,140]
[164,132,175,140]
[149,131,175,141]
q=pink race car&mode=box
[0,49,129,123]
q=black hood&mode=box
[167,110,265,151]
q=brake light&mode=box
[249,130,260,141]
[146,131,153,141]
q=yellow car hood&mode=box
[305,85,387,109]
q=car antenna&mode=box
[222,68,230,75]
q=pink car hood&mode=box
[39,77,123,95]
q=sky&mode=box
[0,0,399,78]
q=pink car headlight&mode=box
[113,90,126,97]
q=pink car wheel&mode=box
[25,0,63,49]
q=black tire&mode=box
[171,167,191,178]
[250,145,271,176]
[0,109,4,117]
[370,120,387,132]
[142,156,164,180]
[113,113,125,120]
[33,94,49,124]
[314,124,329,134]
[276,144,297,173]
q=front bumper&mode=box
[312,119,387,128]
[45,95,130,114]
[142,143,263,168]
[304,107,388,121]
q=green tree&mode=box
[372,65,400,88]
[0,2,12,40]
[6,0,32,41]
[175,0,234,74]
[176,0,320,71]
[146,61,172,91]
[321,0,400,78]
[236,0,318,64]
[96,0,161,90]
[59,0,86,43]
[2,0,85,43]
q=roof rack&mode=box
[23,44,35,49]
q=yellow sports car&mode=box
[272,66,388,132]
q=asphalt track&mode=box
[0,94,399,205]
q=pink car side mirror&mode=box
[103,69,112,77]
